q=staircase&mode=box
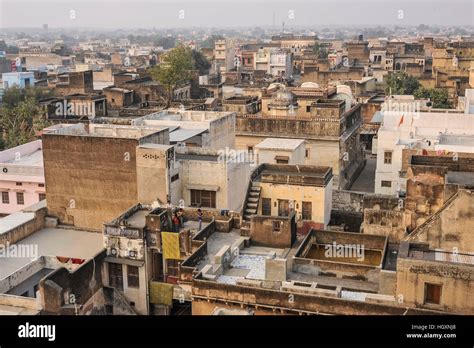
[243,181,261,221]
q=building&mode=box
[374,105,474,195]
[0,140,45,216]
[254,138,306,165]
[131,109,236,149]
[2,71,35,89]
[41,123,172,231]
[240,164,333,232]
[214,39,235,74]
[0,201,104,315]
[236,87,364,189]
[174,147,252,212]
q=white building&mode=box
[375,107,474,196]
[255,138,306,165]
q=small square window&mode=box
[381,180,392,188]
[424,283,442,305]
[272,220,281,233]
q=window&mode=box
[24,78,30,87]
[38,193,46,201]
[384,151,392,164]
[275,156,289,164]
[15,182,22,186]
[272,220,281,233]
[16,192,24,205]
[1,192,9,204]
[381,180,392,188]
[190,189,216,208]
[302,201,312,220]
[108,263,123,291]
[262,198,271,216]
[306,105,311,113]
[247,146,254,154]
[424,283,442,305]
[38,183,45,188]
[167,259,179,277]
[278,199,290,217]
[305,149,310,159]
[127,265,140,288]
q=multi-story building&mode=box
[236,87,364,189]
[0,140,45,216]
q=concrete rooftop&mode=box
[0,227,104,280]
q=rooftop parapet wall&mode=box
[0,201,47,245]
[191,276,442,315]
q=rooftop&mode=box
[0,227,103,280]
[255,138,305,151]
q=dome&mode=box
[270,88,296,108]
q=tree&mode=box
[192,50,211,75]
[0,87,52,150]
[148,45,195,107]
[384,72,421,95]
[414,87,451,109]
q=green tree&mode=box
[0,87,52,150]
[192,50,211,75]
[414,87,451,109]
[148,45,195,107]
[385,72,421,95]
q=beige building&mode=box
[241,164,333,233]
[42,123,172,231]
[254,138,306,165]
[236,87,364,189]
[131,109,236,149]
[173,147,253,211]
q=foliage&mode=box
[192,50,211,75]
[414,87,452,109]
[0,87,52,150]
[384,72,421,95]
[148,45,195,106]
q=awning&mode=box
[185,184,220,191]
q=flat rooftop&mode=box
[132,109,234,126]
[3,149,42,166]
[439,133,474,147]
[255,138,305,151]
[43,123,167,140]
[0,227,103,280]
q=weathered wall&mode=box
[248,215,296,248]
[408,190,474,253]
[396,256,474,314]
[42,134,140,231]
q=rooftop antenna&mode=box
[282,21,285,34]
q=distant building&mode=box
[2,71,35,89]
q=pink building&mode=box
[0,140,45,217]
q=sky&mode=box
[0,0,473,29]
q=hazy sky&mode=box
[0,0,473,28]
